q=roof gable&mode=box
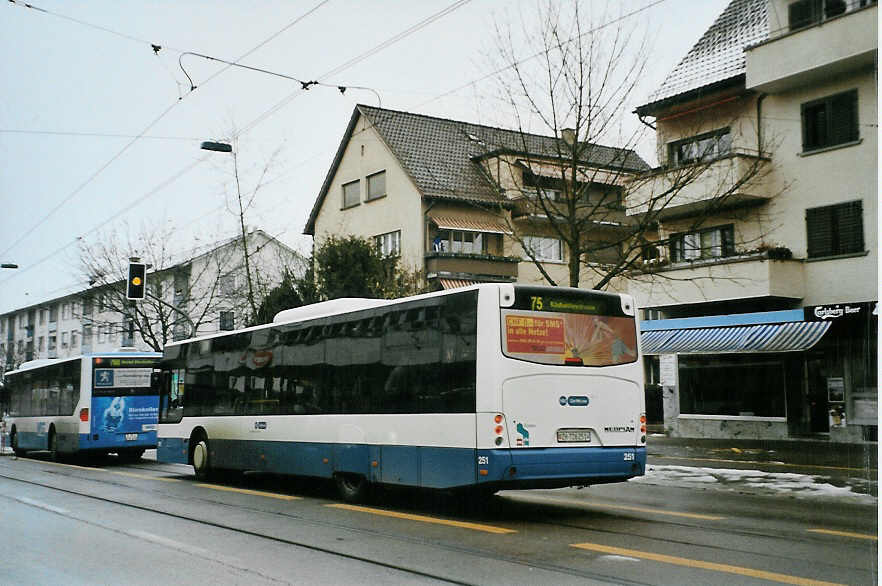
[638,0,768,114]
[304,105,649,235]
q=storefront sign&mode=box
[804,302,876,322]
[659,354,677,386]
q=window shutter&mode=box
[835,200,864,255]
[830,91,858,145]
[806,206,833,258]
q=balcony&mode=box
[630,252,805,308]
[425,252,519,281]
[746,2,877,93]
[626,151,772,222]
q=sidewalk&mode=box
[647,434,877,471]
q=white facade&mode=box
[1,231,302,371]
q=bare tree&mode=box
[483,1,775,290]
[77,223,297,350]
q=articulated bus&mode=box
[5,352,162,461]
[157,284,646,501]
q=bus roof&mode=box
[5,351,161,376]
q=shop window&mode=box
[806,201,863,258]
[801,90,858,152]
[670,224,735,262]
[668,128,732,166]
[679,355,786,417]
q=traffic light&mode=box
[127,262,147,300]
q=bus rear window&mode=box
[501,287,637,367]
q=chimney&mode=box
[561,128,576,145]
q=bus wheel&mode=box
[335,473,369,503]
[47,429,59,462]
[192,439,212,481]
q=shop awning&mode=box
[438,278,480,290]
[430,215,511,234]
[641,321,831,355]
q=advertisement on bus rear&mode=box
[90,395,159,446]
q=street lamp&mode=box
[200,141,232,152]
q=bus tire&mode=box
[335,473,369,503]
[47,428,59,462]
[192,439,213,481]
[10,428,25,457]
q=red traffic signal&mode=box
[127,262,147,300]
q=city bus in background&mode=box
[5,352,162,461]
[157,284,645,501]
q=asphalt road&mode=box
[0,448,876,585]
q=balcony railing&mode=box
[630,251,805,308]
[626,150,772,221]
[746,1,877,92]
[425,252,519,280]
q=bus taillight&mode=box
[564,357,584,366]
[494,414,505,446]
[79,408,89,422]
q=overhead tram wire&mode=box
[0,0,332,261]
[239,0,472,136]
[0,0,477,293]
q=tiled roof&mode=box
[304,106,649,234]
[639,0,768,112]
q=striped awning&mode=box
[439,278,480,290]
[641,321,831,355]
[430,215,511,234]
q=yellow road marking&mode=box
[571,542,844,586]
[509,493,725,521]
[196,483,300,500]
[656,455,876,474]
[34,460,108,472]
[110,470,181,483]
[327,503,516,534]
[808,528,877,541]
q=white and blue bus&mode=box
[5,352,162,461]
[157,284,645,500]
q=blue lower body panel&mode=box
[158,436,645,490]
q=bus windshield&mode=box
[501,286,637,367]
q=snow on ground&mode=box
[631,464,877,505]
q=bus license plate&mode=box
[557,429,591,443]
[125,433,138,441]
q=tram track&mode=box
[0,466,653,586]
[2,456,873,584]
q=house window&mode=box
[37,336,44,352]
[522,236,563,261]
[40,309,47,324]
[366,171,386,201]
[71,331,78,348]
[438,230,485,255]
[374,230,401,257]
[219,311,235,331]
[220,274,236,296]
[801,90,858,152]
[670,225,735,262]
[49,305,58,323]
[342,179,360,208]
[669,128,732,166]
[61,331,69,348]
[788,0,847,31]
[806,201,864,258]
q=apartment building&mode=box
[627,0,877,441]
[1,230,301,371]
[304,105,649,292]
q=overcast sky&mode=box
[0,0,730,314]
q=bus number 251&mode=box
[477,456,490,465]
